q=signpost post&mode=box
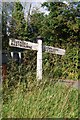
[37,36,42,80]
[9,37,65,80]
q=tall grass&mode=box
[2,78,78,118]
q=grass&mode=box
[2,78,79,118]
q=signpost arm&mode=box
[37,36,42,80]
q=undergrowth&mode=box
[2,77,79,118]
[1,54,79,118]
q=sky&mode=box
[21,0,80,19]
[21,2,50,19]
[2,0,80,3]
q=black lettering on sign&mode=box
[25,42,28,48]
[15,41,18,46]
[49,47,53,52]
[25,43,32,49]
[11,39,32,49]
[16,41,20,46]
[23,42,25,47]
[19,41,23,47]
[11,40,15,46]
[45,46,58,53]
[52,48,58,52]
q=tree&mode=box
[40,2,80,46]
[2,2,28,50]
[2,2,14,50]
[10,2,27,40]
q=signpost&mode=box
[9,38,38,51]
[9,37,65,80]
[43,45,65,55]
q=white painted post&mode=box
[37,36,42,80]
[18,52,21,60]
[11,52,13,58]
[18,52,21,63]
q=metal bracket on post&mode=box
[37,36,43,80]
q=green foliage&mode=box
[42,43,78,80]
[3,51,37,98]
[11,2,27,39]
[29,2,79,80]
[62,43,78,80]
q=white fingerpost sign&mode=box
[9,37,65,81]
[9,38,38,51]
[43,45,65,55]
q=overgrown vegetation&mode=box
[2,77,78,118]
[2,60,79,118]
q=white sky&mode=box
[21,0,47,2]
[21,2,50,18]
[2,0,80,2]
